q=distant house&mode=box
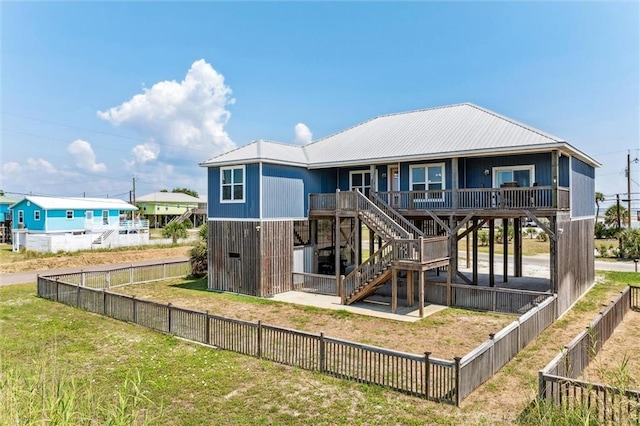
[136,192,205,227]
[0,191,17,243]
[10,196,148,252]
[201,103,599,316]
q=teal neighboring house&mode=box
[11,196,148,252]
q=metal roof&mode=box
[200,103,599,168]
[12,196,137,211]
[136,192,202,203]
[200,139,307,167]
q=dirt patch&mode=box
[0,246,190,274]
[580,309,640,389]
[114,280,513,360]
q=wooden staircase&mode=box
[340,191,450,305]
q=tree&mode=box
[160,189,168,192]
[621,228,640,259]
[162,221,188,243]
[190,224,208,277]
[172,187,199,198]
[595,192,605,221]
[604,205,629,227]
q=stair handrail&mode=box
[342,240,394,301]
[370,192,424,238]
[353,191,412,240]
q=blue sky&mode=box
[1,2,638,212]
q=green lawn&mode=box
[3,272,638,424]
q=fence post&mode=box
[106,271,111,289]
[538,370,546,399]
[205,310,210,345]
[132,295,137,323]
[55,278,59,302]
[257,320,262,359]
[76,284,81,307]
[103,289,107,315]
[340,275,346,305]
[454,356,462,406]
[424,351,431,400]
[489,333,496,374]
[163,263,167,279]
[320,332,326,373]
[492,291,497,312]
[168,303,173,334]
[130,265,134,284]
[419,236,424,263]
[81,271,86,287]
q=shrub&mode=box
[621,228,640,259]
[536,232,548,242]
[162,222,188,244]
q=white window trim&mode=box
[220,165,246,204]
[66,210,74,220]
[492,165,535,188]
[409,163,446,200]
[34,211,40,221]
[349,170,371,193]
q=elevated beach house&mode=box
[201,103,598,315]
[136,191,205,228]
[11,196,148,252]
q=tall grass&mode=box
[0,360,159,425]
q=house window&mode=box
[66,210,73,219]
[34,211,40,221]
[221,165,245,203]
[493,165,534,188]
[350,171,371,196]
[410,163,445,199]
[85,211,93,220]
[102,210,109,225]
[18,210,24,224]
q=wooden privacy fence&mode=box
[37,273,458,404]
[458,295,557,401]
[37,263,561,406]
[538,286,640,424]
[48,260,191,289]
[292,272,338,296]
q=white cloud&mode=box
[67,139,107,173]
[131,143,160,164]
[26,158,57,173]
[2,162,22,174]
[97,59,236,162]
[294,123,313,145]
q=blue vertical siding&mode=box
[571,157,596,217]
[207,164,260,219]
[559,154,570,187]
[463,153,552,188]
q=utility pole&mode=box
[627,152,632,228]
[616,194,622,255]
[132,175,137,205]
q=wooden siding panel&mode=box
[208,221,262,295]
[207,164,260,219]
[570,157,596,218]
[556,215,595,314]
[260,220,294,296]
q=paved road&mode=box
[0,257,189,287]
[460,252,638,272]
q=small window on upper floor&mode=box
[34,211,41,221]
[221,165,245,203]
[66,210,73,219]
